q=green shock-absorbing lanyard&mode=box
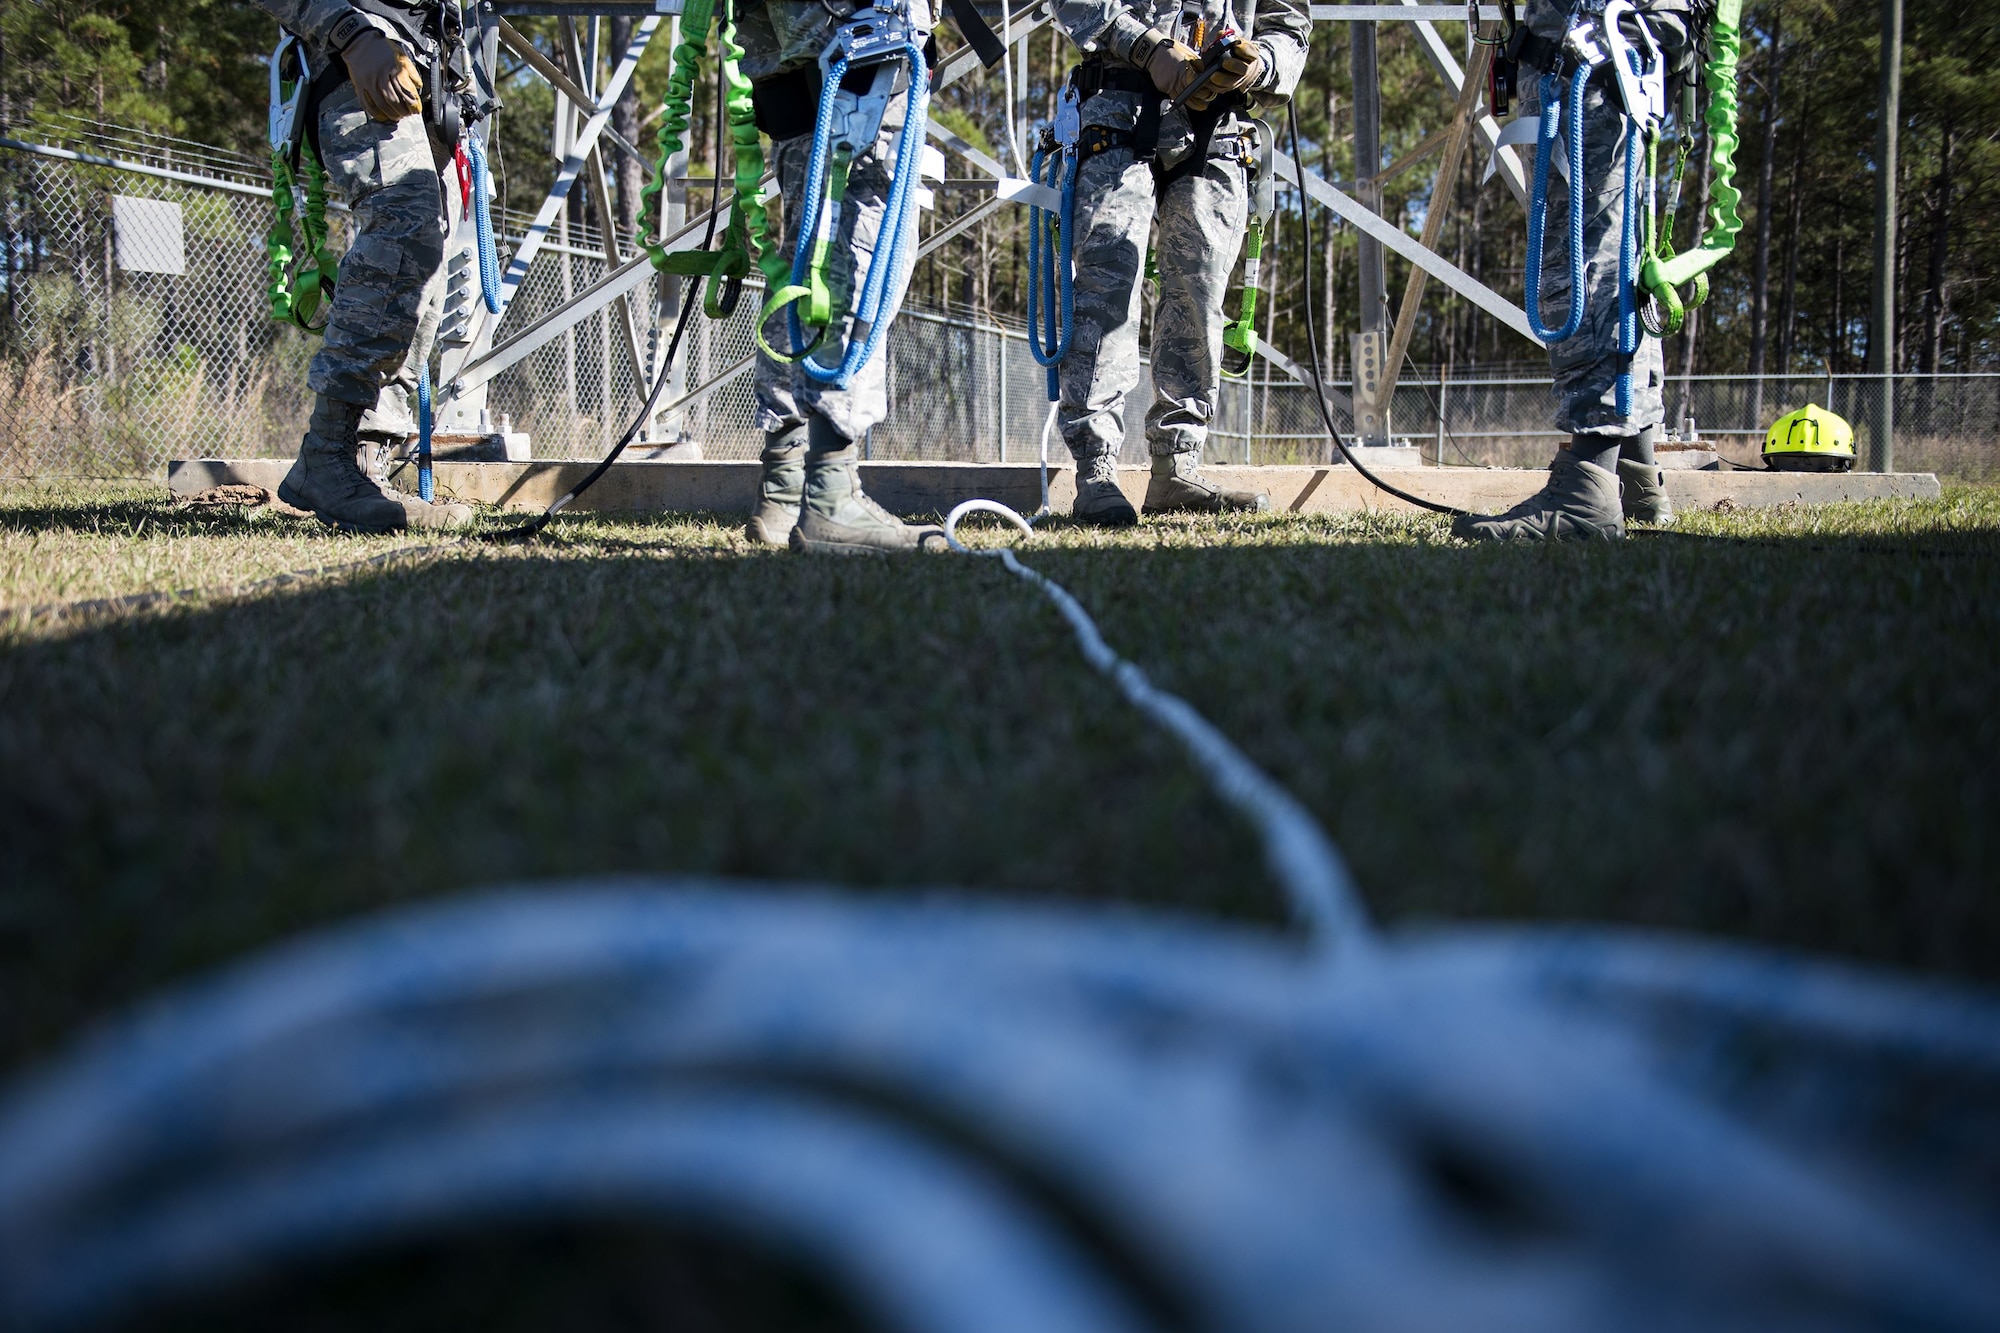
[1637,0,1744,332]
[268,143,338,332]
[1223,124,1275,379]
[638,0,780,318]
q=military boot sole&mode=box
[790,511,949,555]
[1450,511,1624,544]
[398,498,475,531]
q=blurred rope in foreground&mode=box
[0,885,1996,1330]
[0,544,1996,1330]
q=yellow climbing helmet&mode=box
[1763,403,1856,473]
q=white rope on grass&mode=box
[943,500,1372,949]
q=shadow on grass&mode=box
[0,493,307,538]
[0,547,1271,1073]
[4,513,1997,1073]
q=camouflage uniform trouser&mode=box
[308,80,449,444]
[1524,65,1665,442]
[1061,128,1249,463]
[752,99,910,444]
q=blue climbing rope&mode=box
[417,360,434,502]
[466,132,503,315]
[1524,68,1590,344]
[783,37,931,388]
[1617,117,1642,419]
[1025,138,1075,402]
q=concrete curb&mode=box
[168,458,1943,519]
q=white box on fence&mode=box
[111,197,185,276]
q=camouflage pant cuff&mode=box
[754,406,805,435]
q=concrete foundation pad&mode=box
[168,458,1942,519]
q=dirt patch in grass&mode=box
[2,481,1997,1072]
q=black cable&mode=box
[1284,103,1466,519]
[478,285,707,544]
[481,31,735,544]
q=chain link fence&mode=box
[4,127,1995,481]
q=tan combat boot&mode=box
[1143,451,1269,516]
[789,421,947,555]
[747,425,806,547]
[1453,451,1625,543]
[1071,451,1138,527]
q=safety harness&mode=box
[1052,42,1270,382]
[1504,0,1742,413]
[756,2,934,387]
[637,0,1007,391]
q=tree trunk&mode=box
[1830,228,1845,374]
[1047,27,1059,123]
[1894,126,1912,373]
[1747,7,1782,424]
[609,17,643,249]
[1919,123,1953,374]
[1676,133,1715,386]
[1773,74,1809,392]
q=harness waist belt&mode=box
[1072,61,1152,99]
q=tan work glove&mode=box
[1186,38,1266,111]
[342,28,424,123]
[1141,34,1204,101]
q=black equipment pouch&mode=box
[1488,0,1521,117]
[751,58,901,142]
[751,65,819,140]
[1503,23,1566,80]
[1153,94,1245,190]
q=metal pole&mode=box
[1868,0,1902,472]
[997,332,1008,462]
[1350,8,1387,338]
[1434,370,1446,466]
[1350,6,1390,446]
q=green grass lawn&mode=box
[3,479,1997,1075]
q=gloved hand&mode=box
[342,28,424,123]
[1186,37,1266,111]
[1142,34,1204,101]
